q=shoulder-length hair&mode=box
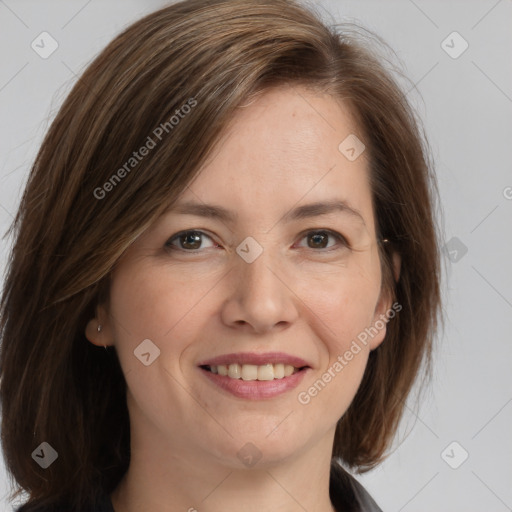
[0,0,441,509]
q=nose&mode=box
[220,246,299,334]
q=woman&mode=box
[0,0,441,510]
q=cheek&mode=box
[107,262,214,371]
[296,267,377,417]
[294,259,381,353]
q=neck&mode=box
[111,429,338,512]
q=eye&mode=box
[165,230,217,252]
[295,229,349,252]
[164,229,349,254]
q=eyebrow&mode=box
[168,199,366,226]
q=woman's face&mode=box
[93,85,393,469]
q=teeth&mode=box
[257,364,274,381]
[207,363,301,380]
[228,363,241,379]
[241,364,258,381]
[274,363,285,379]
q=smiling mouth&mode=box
[200,363,307,381]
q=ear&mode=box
[84,303,114,348]
[369,251,401,350]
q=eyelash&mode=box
[164,229,350,254]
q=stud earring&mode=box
[97,324,108,349]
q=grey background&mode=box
[1,1,511,510]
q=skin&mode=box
[85,84,400,512]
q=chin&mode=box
[213,430,308,470]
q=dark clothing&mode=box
[330,459,383,511]
[15,459,382,511]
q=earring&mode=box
[97,324,108,349]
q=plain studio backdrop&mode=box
[0,1,511,511]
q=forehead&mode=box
[206,84,364,169]
[170,85,375,231]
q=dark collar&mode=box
[329,459,383,512]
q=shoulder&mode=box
[330,459,383,512]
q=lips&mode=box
[197,352,312,400]
[197,352,312,399]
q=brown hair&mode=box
[0,0,442,509]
